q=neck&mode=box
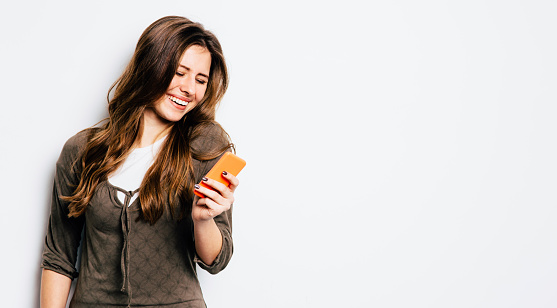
[139,108,172,148]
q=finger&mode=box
[194,183,230,205]
[194,198,218,218]
[196,194,230,215]
[200,177,234,199]
[221,171,240,192]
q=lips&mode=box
[168,95,189,107]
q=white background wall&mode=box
[1,0,556,307]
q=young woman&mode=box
[40,16,239,307]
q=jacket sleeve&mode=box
[195,198,234,275]
[41,133,87,279]
[192,123,234,274]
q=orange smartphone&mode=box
[194,152,246,198]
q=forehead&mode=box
[179,45,211,76]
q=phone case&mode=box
[194,152,246,198]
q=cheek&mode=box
[168,79,180,91]
[197,86,208,101]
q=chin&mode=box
[166,113,187,123]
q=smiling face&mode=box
[149,45,212,124]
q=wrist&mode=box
[193,217,215,228]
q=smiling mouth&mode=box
[168,95,189,106]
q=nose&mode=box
[179,75,196,96]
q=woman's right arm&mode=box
[40,269,72,308]
[41,132,88,307]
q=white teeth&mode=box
[168,95,188,106]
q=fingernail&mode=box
[194,184,200,189]
[202,177,208,181]
[222,171,228,175]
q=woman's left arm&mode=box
[192,171,239,269]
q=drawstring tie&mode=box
[120,189,138,307]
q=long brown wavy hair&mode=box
[64,16,233,224]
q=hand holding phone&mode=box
[194,152,246,198]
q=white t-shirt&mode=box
[108,137,166,205]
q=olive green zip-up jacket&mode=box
[41,124,233,307]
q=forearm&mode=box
[41,269,72,308]
[194,218,223,265]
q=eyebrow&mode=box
[179,64,209,79]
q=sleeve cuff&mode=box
[194,225,233,274]
[41,259,79,280]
